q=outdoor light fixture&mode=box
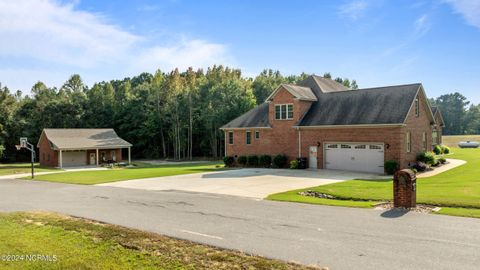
[16,137,36,179]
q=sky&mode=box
[0,0,479,103]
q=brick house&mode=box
[37,128,132,168]
[221,75,444,174]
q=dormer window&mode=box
[275,104,293,120]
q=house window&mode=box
[422,132,427,151]
[111,150,116,161]
[406,132,411,153]
[415,97,419,117]
[327,144,338,148]
[355,145,366,149]
[341,144,351,149]
[42,153,45,161]
[255,131,260,139]
[228,131,233,144]
[432,130,438,145]
[47,154,50,161]
[274,104,293,120]
[246,131,251,145]
[369,145,382,150]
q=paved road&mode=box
[0,179,479,270]
[99,168,377,198]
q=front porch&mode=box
[57,147,131,168]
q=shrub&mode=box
[273,154,288,168]
[433,145,442,155]
[412,162,428,172]
[223,156,235,167]
[384,160,399,175]
[438,157,447,164]
[259,155,272,168]
[416,151,436,166]
[247,155,259,166]
[442,145,450,154]
[237,156,247,166]
[411,168,418,174]
[290,160,298,169]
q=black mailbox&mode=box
[393,169,416,208]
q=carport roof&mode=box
[38,128,132,150]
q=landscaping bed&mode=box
[0,211,319,270]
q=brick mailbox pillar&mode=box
[393,169,416,208]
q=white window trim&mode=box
[406,132,411,153]
[228,131,233,145]
[274,103,294,120]
[422,132,427,151]
[415,97,419,117]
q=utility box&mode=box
[393,169,416,208]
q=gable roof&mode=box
[431,106,445,126]
[220,103,270,129]
[266,84,317,102]
[297,84,422,126]
[38,128,132,150]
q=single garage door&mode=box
[325,143,384,174]
[63,151,87,167]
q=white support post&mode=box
[96,148,99,167]
[59,150,63,168]
[128,147,131,164]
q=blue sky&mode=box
[1,0,479,103]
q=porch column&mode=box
[96,148,99,166]
[59,150,63,168]
[128,147,131,164]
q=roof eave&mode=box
[294,123,406,129]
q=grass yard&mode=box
[0,211,317,270]
[0,163,59,176]
[27,162,224,185]
[442,134,480,148]
[268,147,480,219]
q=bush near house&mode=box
[237,156,247,166]
[411,161,428,172]
[417,151,437,166]
[433,145,442,155]
[289,160,298,169]
[273,154,288,168]
[247,155,259,166]
[223,156,235,167]
[384,160,399,175]
[438,157,447,164]
[259,155,272,168]
[442,145,451,154]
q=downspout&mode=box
[297,128,302,158]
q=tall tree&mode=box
[434,92,469,135]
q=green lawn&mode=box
[268,148,480,219]
[27,162,224,185]
[0,163,59,176]
[0,211,316,270]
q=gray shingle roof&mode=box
[40,128,132,150]
[298,84,421,126]
[220,103,270,129]
[298,75,349,96]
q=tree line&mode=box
[0,67,357,162]
[430,93,480,135]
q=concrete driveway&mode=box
[99,168,378,198]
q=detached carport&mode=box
[37,128,132,168]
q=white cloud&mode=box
[338,0,369,21]
[414,14,431,36]
[444,0,480,29]
[0,0,231,91]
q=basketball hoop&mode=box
[20,137,27,148]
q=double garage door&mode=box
[324,143,384,174]
[63,151,87,167]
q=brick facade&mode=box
[224,87,441,173]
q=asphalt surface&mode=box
[0,178,479,270]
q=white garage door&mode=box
[63,151,87,167]
[325,143,384,174]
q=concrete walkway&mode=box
[99,168,377,198]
